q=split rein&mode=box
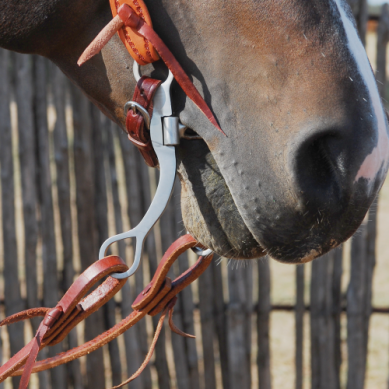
[0,236,213,388]
[0,0,221,387]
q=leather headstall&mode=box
[126,76,161,167]
[77,0,225,167]
[0,235,213,389]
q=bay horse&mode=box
[0,0,388,264]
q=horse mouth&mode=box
[177,134,267,260]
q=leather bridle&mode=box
[0,1,219,388]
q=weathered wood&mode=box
[347,0,368,45]
[173,180,200,389]
[332,247,343,389]
[295,265,304,389]
[160,174,192,389]
[347,221,368,389]
[1,49,25,389]
[71,84,106,389]
[376,4,389,98]
[119,135,152,389]
[108,127,142,389]
[142,164,171,389]
[34,55,67,389]
[310,252,336,389]
[51,63,83,389]
[92,110,123,387]
[210,258,229,389]
[257,258,271,389]
[227,262,253,389]
[198,254,216,389]
[347,199,376,389]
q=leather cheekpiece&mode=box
[109,0,159,65]
[126,76,162,167]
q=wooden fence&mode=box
[0,2,389,389]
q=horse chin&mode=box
[177,138,266,260]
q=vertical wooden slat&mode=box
[1,49,25,389]
[71,84,106,389]
[347,222,368,389]
[211,259,228,389]
[142,164,171,389]
[198,257,216,389]
[228,263,253,389]
[332,247,343,389]
[347,0,368,45]
[257,258,271,389]
[15,52,40,389]
[173,182,200,389]
[34,55,67,389]
[119,135,152,389]
[160,176,192,389]
[92,111,123,387]
[52,64,83,389]
[295,265,304,389]
[109,128,142,389]
[310,252,336,389]
[376,3,389,99]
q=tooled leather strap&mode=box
[110,0,159,65]
[78,3,224,135]
[0,256,128,388]
[126,76,161,167]
[6,235,213,388]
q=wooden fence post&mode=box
[228,262,253,389]
[173,182,201,389]
[71,84,106,389]
[347,221,368,389]
[91,109,123,387]
[144,166,172,389]
[14,52,39,389]
[257,258,272,389]
[332,247,343,389]
[34,55,67,389]
[295,265,304,389]
[347,0,368,45]
[118,135,152,389]
[310,252,337,389]
[111,133,142,389]
[0,49,25,389]
[211,258,229,389]
[198,252,216,389]
[376,3,389,98]
[51,63,83,389]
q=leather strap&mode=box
[0,256,128,388]
[78,3,224,135]
[109,0,159,65]
[126,76,162,167]
[0,235,213,389]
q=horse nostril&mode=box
[294,130,346,208]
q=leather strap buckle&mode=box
[124,101,151,129]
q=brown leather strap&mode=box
[118,4,223,135]
[78,3,224,135]
[5,235,213,389]
[110,0,159,65]
[0,256,128,387]
[126,76,162,167]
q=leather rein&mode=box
[0,1,219,387]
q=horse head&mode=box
[2,0,388,263]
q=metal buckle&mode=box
[124,102,151,129]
